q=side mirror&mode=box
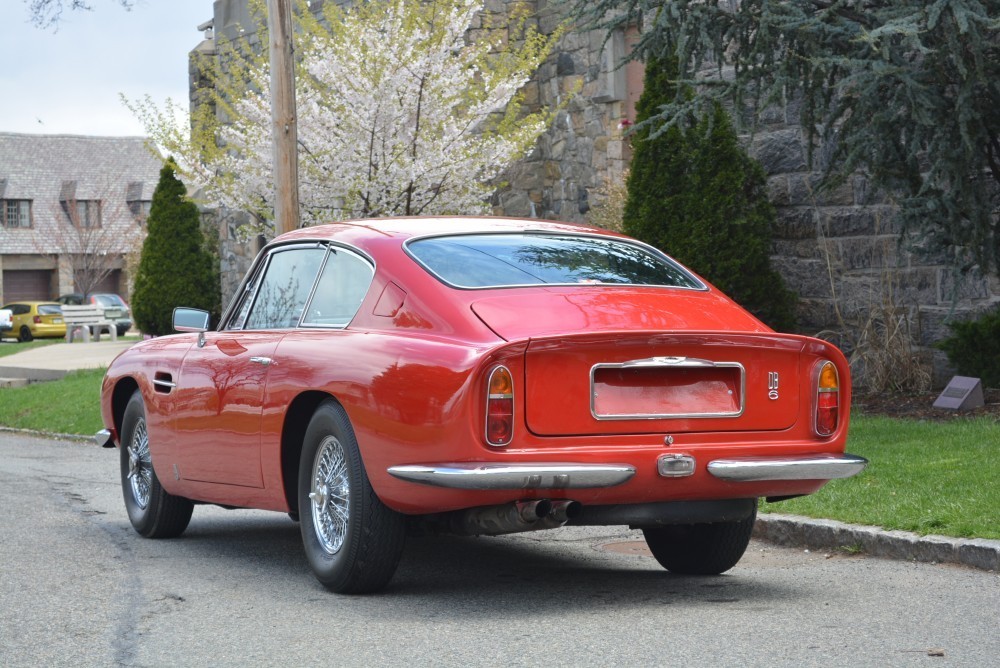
[173,307,210,332]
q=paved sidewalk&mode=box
[0,340,135,381]
[1,338,996,572]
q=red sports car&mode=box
[99,217,866,593]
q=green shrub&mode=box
[622,54,797,331]
[936,307,1000,388]
[132,160,221,336]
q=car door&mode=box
[169,244,328,487]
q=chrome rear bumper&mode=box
[707,454,868,481]
[388,453,867,490]
[387,463,636,490]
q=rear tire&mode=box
[120,390,193,538]
[18,326,32,342]
[298,400,406,594]
[643,500,757,575]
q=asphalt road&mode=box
[1,433,997,667]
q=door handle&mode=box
[250,356,275,366]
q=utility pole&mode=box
[266,0,300,235]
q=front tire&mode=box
[120,390,193,538]
[18,326,32,342]
[642,500,757,575]
[298,400,406,594]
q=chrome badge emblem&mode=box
[767,372,779,400]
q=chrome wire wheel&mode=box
[127,417,152,510]
[309,435,350,555]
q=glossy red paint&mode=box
[101,217,858,517]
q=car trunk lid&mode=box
[522,332,805,436]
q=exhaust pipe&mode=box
[447,499,581,536]
[534,500,582,530]
[452,499,552,536]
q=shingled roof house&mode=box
[0,133,162,303]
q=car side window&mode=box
[301,248,374,328]
[243,247,326,330]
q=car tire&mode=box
[642,500,757,575]
[116,326,128,337]
[298,400,406,594]
[120,390,194,538]
[18,326,32,342]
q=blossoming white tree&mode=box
[129,0,558,231]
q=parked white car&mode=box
[0,308,12,337]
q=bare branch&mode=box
[25,0,133,30]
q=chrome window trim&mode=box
[402,230,708,292]
[220,240,376,332]
[299,245,376,331]
[589,357,746,420]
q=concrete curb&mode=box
[755,513,1000,572]
[0,426,92,443]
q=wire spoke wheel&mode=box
[126,418,152,510]
[309,435,351,555]
[298,400,406,593]
[119,389,193,538]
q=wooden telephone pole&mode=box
[266,0,300,235]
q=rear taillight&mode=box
[815,361,839,437]
[33,315,42,324]
[485,366,514,446]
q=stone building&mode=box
[191,0,999,386]
[0,133,161,303]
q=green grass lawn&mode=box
[0,368,105,435]
[1,370,997,539]
[762,416,1000,540]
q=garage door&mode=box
[90,270,122,295]
[2,270,53,303]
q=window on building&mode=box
[128,199,152,222]
[1,199,32,228]
[73,200,102,228]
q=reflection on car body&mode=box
[99,217,866,594]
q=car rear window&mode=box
[406,233,703,289]
[37,304,62,315]
[94,295,125,307]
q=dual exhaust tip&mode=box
[453,499,581,536]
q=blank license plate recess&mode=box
[592,364,743,419]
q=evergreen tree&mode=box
[132,160,221,336]
[623,54,797,331]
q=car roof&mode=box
[268,216,624,247]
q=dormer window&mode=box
[73,199,102,228]
[126,181,151,223]
[1,199,32,228]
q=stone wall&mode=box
[748,108,1000,385]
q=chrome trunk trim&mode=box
[387,463,635,490]
[707,454,868,482]
[590,358,745,420]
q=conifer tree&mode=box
[132,160,221,336]
[623,54,797,331]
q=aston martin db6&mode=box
[99,217,866,593]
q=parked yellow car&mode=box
[1,302,67,342]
